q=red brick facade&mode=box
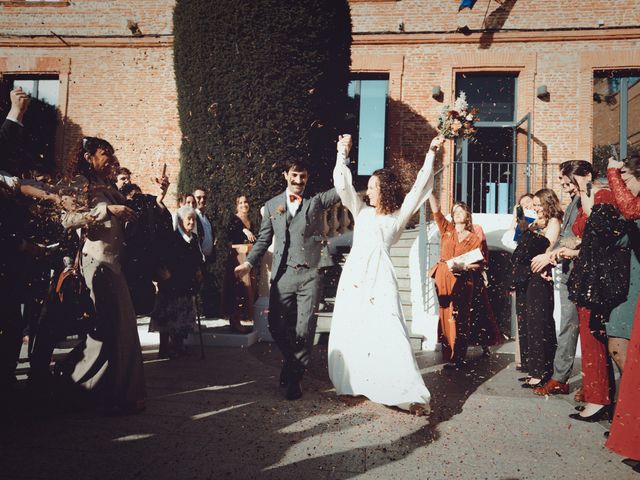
[1,0,639,206]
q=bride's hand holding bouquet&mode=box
[429,134,446,152]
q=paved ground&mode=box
[1,331,637,480]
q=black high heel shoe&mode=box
[568,404,611,423]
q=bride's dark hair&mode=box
[370,168,404,215]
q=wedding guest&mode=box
[510,193,535,232]
[150,205,204,358]
[180,193,197,209]
[469,223,502,356]
[512,189,561,388]
[222,195,256,333]
[605,156,640,373]
[557,166,618,422]
[501,193,536,253]
[428,195,482,369]
[0,87,32,390]
[173,193,198,233]
[115,167,132,192]
[121,180,173,315]
[0,87,29,172]
[194,188,216,317]
[57,136,145,414]
[500,193,537,369]
[605,154,640,468]
[531,161,586,397]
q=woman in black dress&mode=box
[512,188,562,388]
[223,195,256,333]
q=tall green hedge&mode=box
[173,0,352,312]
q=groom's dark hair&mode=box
[284,159,310,173]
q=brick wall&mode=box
[1,0,639,208]
[349,0,640,33]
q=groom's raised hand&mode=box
[337,134,352,159]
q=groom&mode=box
[235,136,352,400]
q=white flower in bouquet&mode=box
[437,91,479,140]
[453,91,468,113]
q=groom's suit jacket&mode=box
[247,189,341,280]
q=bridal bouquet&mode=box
[437,91,479,140]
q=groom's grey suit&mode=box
[247,188,341,384]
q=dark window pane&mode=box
[593,70,640,164]
[456,73,517,122]
[454,127,514,213]
[593,73,621,165]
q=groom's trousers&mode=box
[268,265,324,383]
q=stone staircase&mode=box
[315,228,424,350]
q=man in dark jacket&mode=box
[0,87,31,391]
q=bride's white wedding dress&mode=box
[328,148,435,410]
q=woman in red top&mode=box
[554,168,616,422]
[605,155,640,466]
[428,194,482,369]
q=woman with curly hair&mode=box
[328,134,444,415]
[512,188,562,388]
[57,137,145,414]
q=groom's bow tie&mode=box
[289,193,302,203]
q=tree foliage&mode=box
[173,0,352,311]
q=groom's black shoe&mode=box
[285,380,303,401]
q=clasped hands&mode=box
[530,247,580,274]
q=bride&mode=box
[328,133,444,415]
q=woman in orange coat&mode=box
[428,194,482,369]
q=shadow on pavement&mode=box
[0,343,512,479]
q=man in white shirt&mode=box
[193,188,216,316]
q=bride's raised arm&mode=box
[396,135,445,228]
[332,134,364,216]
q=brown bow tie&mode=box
[289,194,302,203]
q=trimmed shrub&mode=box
[173,0,352,313]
